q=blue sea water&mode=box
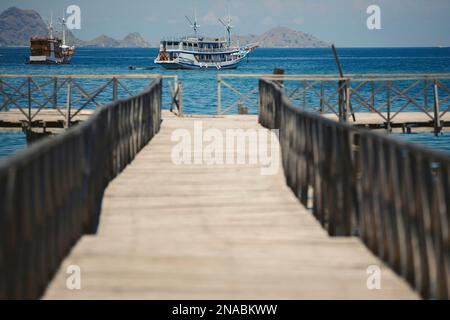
[0,47,449,159]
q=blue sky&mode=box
[1,0,450,47]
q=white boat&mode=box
[154,9,258,70]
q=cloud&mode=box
[146,16,157,23]
[201,11,218,25]
[225,15,240,25]
[261,16,274,26]
[292,17,303,25]
[201,11,240,26]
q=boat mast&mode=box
[60,10,66,46]
[185,9,200,38]
[48,12,54,39]
[218,5,232,47]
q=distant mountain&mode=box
[84,35,120,48]
[0,7,151,48]
[120,32,151,48]
[0,7,48,46]
[234,26,329,48]
[84,33,151,48]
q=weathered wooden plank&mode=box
[44,111,417,299]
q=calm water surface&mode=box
[0,47,449,159]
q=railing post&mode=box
[371,81,375,111]
[302,80,307,110]
[112,77,118,101]
[433,80,441,136]
[338,79,349,122]
[319,81,324,113]
[53,77,58,109]
[0,80,5,111]
[178,81,183,116]
[424,79,428,112]
[28,76,32,126]
[345,79,350,122]
[66,80,72,128]
[338,80,344,122]
[174,79,179,113]
[386,80,392,133]
[217,77,221,114]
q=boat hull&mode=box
[155,53,247,70]
[26,59,71,65]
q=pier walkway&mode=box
[44,111,417,299]
[2,76,448,300]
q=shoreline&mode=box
[1,46,449,49]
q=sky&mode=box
[1,0,450,47]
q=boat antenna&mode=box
[48,12,54,39]
[218,5,233,46]
[185,9,200,38]
[59,10,66,46]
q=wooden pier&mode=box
[0,74,449,300]
[0,109,94,132]
[43,110,417,299]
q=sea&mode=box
[0,47,450,159]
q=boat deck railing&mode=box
[165,46,239,54]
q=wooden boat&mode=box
[155,9,258,70]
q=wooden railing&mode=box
[0,74,182,126]
[218,74,450,134]
[285,75,450,132]
[259,79,450,300]
[0,78,162,299]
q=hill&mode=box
[234,26,329,48]
[0,7,48,46]
[0,7,151,48]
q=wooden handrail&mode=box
[0,74,182,122]
[0,78,162,299]
[259,79,450,299]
